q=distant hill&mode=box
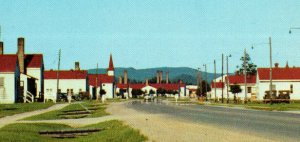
[88,67,222,85]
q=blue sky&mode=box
[0,0,300,73]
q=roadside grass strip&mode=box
[0,120,147,142]
[208,102,300,111]
[0,102,54,118]
[23,101,109,120]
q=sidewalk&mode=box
[0,103,69,128]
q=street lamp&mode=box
[289,27,300,34]
[251,37,273,104]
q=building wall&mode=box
[141,86,157,94]
[180,86,186,97]
[210,88,227,100]
[257,81,300,100]
[44,79,86,95]
[0,73,16,104]
[107,71,114,76]
[210,84,255,101]
[102,83,114,99]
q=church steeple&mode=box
[107,54,114,76]
[108,54,114,71]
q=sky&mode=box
[0,0,300,73]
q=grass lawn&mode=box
[0,102,54,118]
[0,120,147,142]
[208,102,300,111]
[24,101,109,120]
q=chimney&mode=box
[0,41,3,55]
[75,62,80,70]
[166,71,169,84]
[145,79,149,86]
[124,70,128,84]
[156,71,159,84]
[286,61,289,68]
[159,71,163,83]
[118,76,122,84]
[17,37,25,73]
[274,63,279,68]
[179,80,183,84]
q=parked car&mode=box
[57,93,68,102]
[144,94,154,101]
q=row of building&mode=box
[210,63,300,101]
[0,37,188,104]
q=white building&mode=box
[0,55,20,104]
[123,82,187,98]
[186,85,197,98]
[256,63,300,100]
[0,38,44,103]
[226,72,257,101]
[44,69,88,101]
[88,54,115,99]
[210,81,225,101]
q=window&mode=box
[0,77,4,87]
[290,84,293,93]
[247,87,252,93]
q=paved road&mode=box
[126,100,300,141]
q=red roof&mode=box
[150,83,182,91]
[0,55,18,72]
[107,54,114,71]
[258,67,300,80]
[24,54,43,68]
[226,74,256,84]
[129,84,146,89]
[45,70,87,79]
[211,81,225,88]
[88,74,114,86]
[117,84,129,89]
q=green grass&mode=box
[24,101,109,120]
[208,102,300,111]
[0,120,147,142]
[0,102,54,118]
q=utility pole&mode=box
[96,63,99,101]
[244,48,248,104]
[199,68,202,99]
[226,55,229,104]
[56,49,61,98]
[269,37,273,104]
[214,60,217,102]
[221,54,224,103]
[203,64,208,101]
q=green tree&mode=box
[230,84,242,103]
[196,80,211,97]
[239,53,257,75]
